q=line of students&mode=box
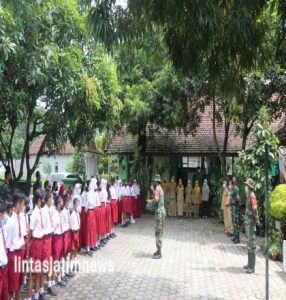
[0,177,141,300]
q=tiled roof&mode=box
[105,108,252,156]
[29,138,101,155]
[29,137,74,155]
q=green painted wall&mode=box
[119,155,128,180]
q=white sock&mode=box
[52,280,56,286]
[27,298,32,300]
[34,292,39,299]
[65,262,69,273]
[61,265,65,277]
[87,246,90,252]
[57,275,62,282]
[23,276,27,285]
[40,287,45,294]
[48,281,52,288]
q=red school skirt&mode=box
[137,195,142,218]
[117,200,122,223]
[80,207,87,245]
[105,203,112,234]
[122,196,132,214]
[131,196,137,216]
[95,206,104,236]
[110,200,118,224]
[86,209,96,247]
[71,230,80,251]
[52,234,63,261]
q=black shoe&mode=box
[57,281,67,287]
[111,233,117,238]
[233,234,240,244]
[102,239,108,244]
[243,251,250,270]
[61,276,68,282]
[245,252,255,274]
[84,251,93,257]
[48,287,58,296]
[90,247,97,252]
[153,251,162,259]
[106,236,111,240]
[39,292,47,300]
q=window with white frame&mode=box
[182,157,201,168]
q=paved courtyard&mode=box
[52,215,286,300]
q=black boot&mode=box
[153,250,162,259]
[243,251,250,270]
[245,252,255,274]
[233,233,240,244]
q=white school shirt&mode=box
[42,205,53,235]
[53,210,63,235]
[20,212,29,238]
[121,186,127,197]
[115,184,122,200]
[5,212,25,251]
[0,228,8,266]
[30,206,45,239]
[131,185,137,197]
[126,186,131,197]
[110,186,117,200]
[100,190,107,203]
[61,207,71,233]
[94,191,101,207]
[81,191,87,208]
[70,210,80,231]
[86,190,95,210]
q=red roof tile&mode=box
[29,137,74,155]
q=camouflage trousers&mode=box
[245,222,256,251]
[231,204,240,235]
[155,210,166,251]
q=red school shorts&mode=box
[52,234,63,261]
[62,231,71,257]
[71,230,80,251]
[30,237,44,273]
[8,249,24,292]
[0,265,9,300]
[22,238,29,260]
[42,234,52,268]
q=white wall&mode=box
[14,154,72,178]
[86,153,98,179]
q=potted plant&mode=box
[269,243,281,261]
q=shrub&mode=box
[269,184,286,220]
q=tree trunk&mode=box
[212,97,226,177]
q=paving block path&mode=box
[51,215,286,300]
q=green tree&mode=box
[0,0,121,193]
[66,160,74,173]
[235,107,282,223]
[72,147,86,178]
[42,161,52,176]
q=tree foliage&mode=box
[0,0,121,192]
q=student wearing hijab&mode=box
[185,180,192,218]
[201,179,210,218]
[176,179,184,217]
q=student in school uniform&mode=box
[80,182,88,249]
[126,181,133,224]
[115,180,122,225]
[52,196,66,287]
[85,178,97,256]
[130,181,137,223]
[120,181,128,227]
[42,190,58,296]
[61,195,74,278]
[0,203,9,300]
[105,181,112,240]
[72,184,82,246]
[70,198,81,272]
[94,182,102,251]
[20,197,30,292]
[28,189,46,300]
[100,179,110,244]
[110,179,118,237]
[5,192,25,300]
[134,181,142,219]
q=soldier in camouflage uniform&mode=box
[243,178,259,274]
[230,176,240,244]
[149,174,166,259]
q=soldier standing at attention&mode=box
[230,176,241,244]
[243,178,259,274]
[149,175,166,259]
